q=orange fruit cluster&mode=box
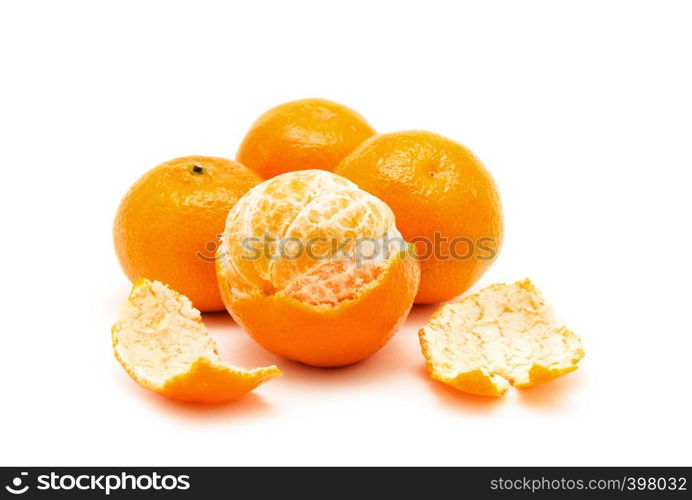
[112,97,582,403]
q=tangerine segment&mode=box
[112,279,281,403]
[223,170,397,295]
[217,170,420,367]
[237,98,376,179]
[419,279,584,397]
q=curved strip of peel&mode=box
[112,279,281,403]
[419,279,584,396]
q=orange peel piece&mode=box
[112,279,281,403]
[419,279,584,397]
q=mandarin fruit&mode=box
[335,131,503,304]
[114,156,261,311]
[236,98,376,179]
[216,170,420,367]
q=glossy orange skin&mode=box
[114,156,261,311]
[218,251,420,367]
[336,131,503,304]
[236,98,376,179]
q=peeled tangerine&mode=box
[419,279,584,396]
[217,170,421,367]
[112,279,281,403]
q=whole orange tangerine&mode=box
[236,98,376,179]
[335,131,503,304]
[114,156,261,311]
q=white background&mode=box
[1,1,691,466]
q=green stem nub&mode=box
[192,165,204,174]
